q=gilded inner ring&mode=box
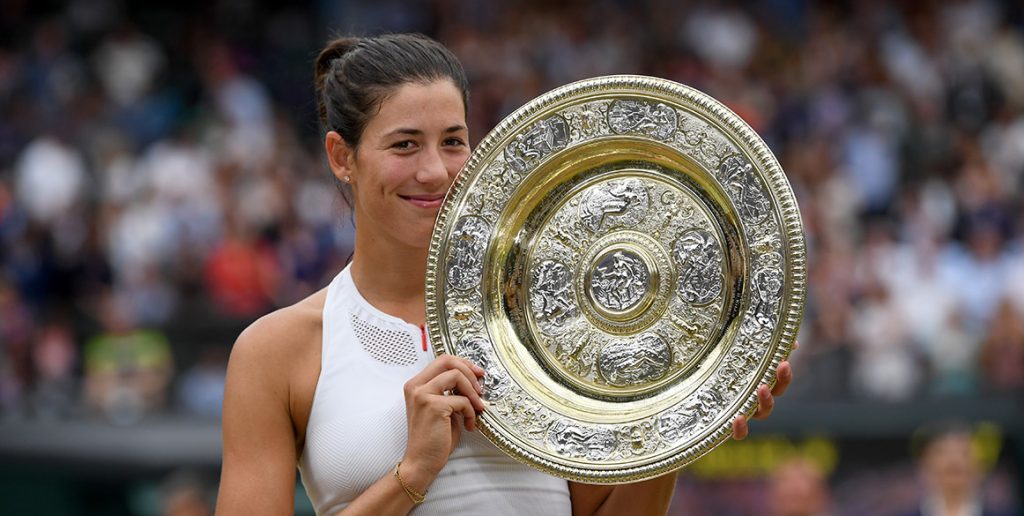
[574,231,673,337]
[516,163,733,402]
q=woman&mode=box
[216,33,794,515]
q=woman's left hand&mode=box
[731,341,798,440]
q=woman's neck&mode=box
[349,232,430,326]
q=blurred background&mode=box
[0,0,1021,514]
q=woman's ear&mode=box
[325,131,356,184]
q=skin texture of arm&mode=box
[216,306,315,515]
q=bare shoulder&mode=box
[226,289,327,429]
[231,290,327,370]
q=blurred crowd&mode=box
[1,0,1023,427]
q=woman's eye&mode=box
[444,138,466,147]
[392,140,415,150]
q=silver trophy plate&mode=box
[426,75,806,483]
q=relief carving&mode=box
[597,334,671,387]
[673,229,724,306]
[505,115,569,173]
[578,178,650,233]
[608,99,678,140]
[446,216,491,291]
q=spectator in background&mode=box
[768,456,834,516]
[941,213,1009,334]
[28,315,78,419]
[908,423,1013,516]
[199,41,275,172]
[14,132,87,227]
[849,273,921,402]
[160,470,214,516]
[176,345,228,419]
[0,276,34,416]
[83,291,173,425]
[203,213,280,318]
[979,299,1024,393]
[925,310,981,397]
[92,21,165,110]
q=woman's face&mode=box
[331,79,469,250]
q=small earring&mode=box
[343,175,351,183]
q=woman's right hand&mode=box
[399,354,486,490]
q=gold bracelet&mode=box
[394,461,426,505]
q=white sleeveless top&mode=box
[298,266,571,515]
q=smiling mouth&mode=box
[400,194,446,209]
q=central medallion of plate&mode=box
[525,172,727,399]
[588,249,650,316]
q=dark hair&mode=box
[314,33,469,148]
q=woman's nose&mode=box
[417,146,449,184]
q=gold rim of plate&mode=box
[425,75,806,484]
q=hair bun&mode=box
[314,37,359,89]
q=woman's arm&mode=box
[216,306,486,516]
[568,357,797,516]
[216,315,307,514]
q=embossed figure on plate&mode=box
[740,266,783,342]
[692,388,727,425]
[597,333,671,387]
[447,216,491,291]
[608,99,678,140]
[578,178,650,233]
[530,260,578,334]
[617,421,660,456]
[672,229,724,306]
[660,388,726,439]
[719,155,770,225]
[548,421,617,460]
[457,336,511,400]
[657,407,700,443]
[718,339,763,393]
[505,115,569,173]
[589,250,650,312]
[574,105,606,138]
